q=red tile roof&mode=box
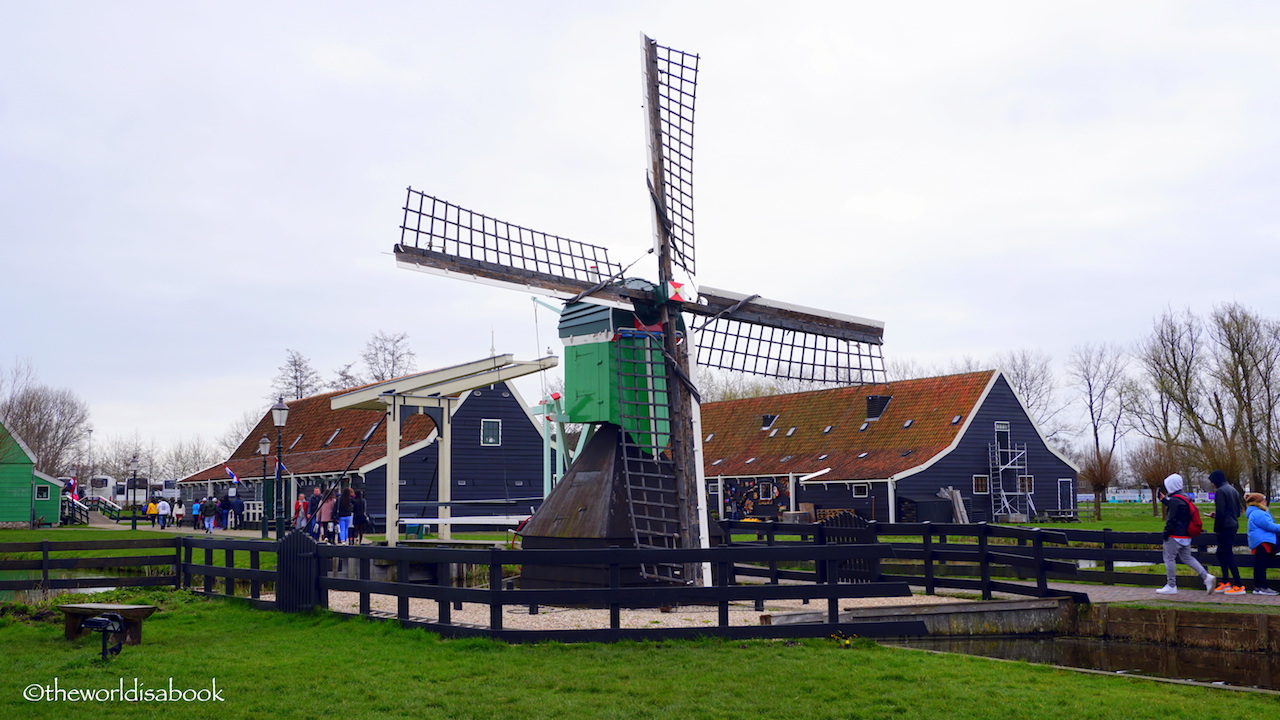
[700,370,997,481]
[181,386,436,484]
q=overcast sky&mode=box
[4,1,1280,455]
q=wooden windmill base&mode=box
[519,423,703,589]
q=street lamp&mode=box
[271,397,289,538]
[129,454,139,531]
[258,435,271,539]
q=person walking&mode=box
[156,498,172,530]
[318,492,337,543]
[337,487,354,544]
[352,490,368,545]
[1207,470,1245,595]
[1245,493,1280,595]
[293,493,308,530]
[201,496,218,533]
[1156,473,1215,595]
[232,495,245,530]
[306,486,322,540]
[174,501,185,528]
[190,499,201,529]
[146,499,159,527]
[218,495,231,530]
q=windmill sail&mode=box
[642,35,698,278]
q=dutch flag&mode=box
[224,466,241,483]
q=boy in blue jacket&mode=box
[1244,493,1280,595]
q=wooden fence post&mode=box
[1034,528,1047,595]
[978,523,991,600]
[1102,528,1114,582]
[489,550,503,631]
[922,522,934,595]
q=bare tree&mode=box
[1132,305,1280,496]
[216,409,265,457]
[0,359,92,477]
[271,349,324,400]
[329,361,365,391]
[995,348,1069,441]
[1127,439,1182,516]
[1066,343,1130,519]
[361,331,418,382]
[159,435,221,480]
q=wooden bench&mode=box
[58,603,158,645]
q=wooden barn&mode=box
[0,419,64,528]
[699,370,1078,524]
[180,375,550,530]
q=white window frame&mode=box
[36,486,50,500]
[852,483,870,498]
[973,474,990,495]
[1018,475,1034,494]
[480,419,502,447]
[758,480,775,501]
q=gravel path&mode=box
[319,590,966,630]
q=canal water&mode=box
[886,635,1280,691]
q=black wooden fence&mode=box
[9,521,1227,642]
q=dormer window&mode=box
[866,395,892,420]
[761,414,779,430]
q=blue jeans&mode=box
[338,516,352,543]
[204,516,215,532]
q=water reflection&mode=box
[887,636,1280,691]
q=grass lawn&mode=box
[1,587,1277,719]
[0,528,278,572]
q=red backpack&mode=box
[1174,494,1203,537]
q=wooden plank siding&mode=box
[362,382,549,520]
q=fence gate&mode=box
[276,532,320,612]
[820,511,879,582]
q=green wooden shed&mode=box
[0,420,63,528]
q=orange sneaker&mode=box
[1213,582,1230,593]
[1224,585,1246,596]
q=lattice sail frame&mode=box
[696,317,885,384]
[644,37,698,278]
[400,190,622,285]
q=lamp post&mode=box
[129,454,139,531]
[271,397,289,539]
[258,436,271,539]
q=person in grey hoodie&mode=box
[1157,473,1215,595]
[1207,469,1245,594]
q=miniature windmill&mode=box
[394,35,886,583]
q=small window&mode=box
[456,479,468,486]
[780,455,794,462]
[761,414,779,430]
[824,425,834,434]
[36,486,50,500]
[745,457,756,464]
[787,427,797,436]
[289,434,304,450]
[363,423,379,441]
[951,415,962,425]
[514,480,524,486]
[768,428,779,438]
[995,421,1011,432]
[323,429,341,447]
[818,453,829,460]
[712,459,724,466]
[852,484,870,498]
[705,433,715,442]
[900,449,914,457]
[759,481,775,500]
[858,423,868,432]
[480,419,502,446]
[902,419,913,428]
[973,474,990,495]
[857,452,868,458]
[1018,475,1034,494]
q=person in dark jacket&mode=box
[1157,473,1215,595]
[352,490,368,545]
[1207,469,1245,594]
[306,486,322,539]
[337,487,354,544]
